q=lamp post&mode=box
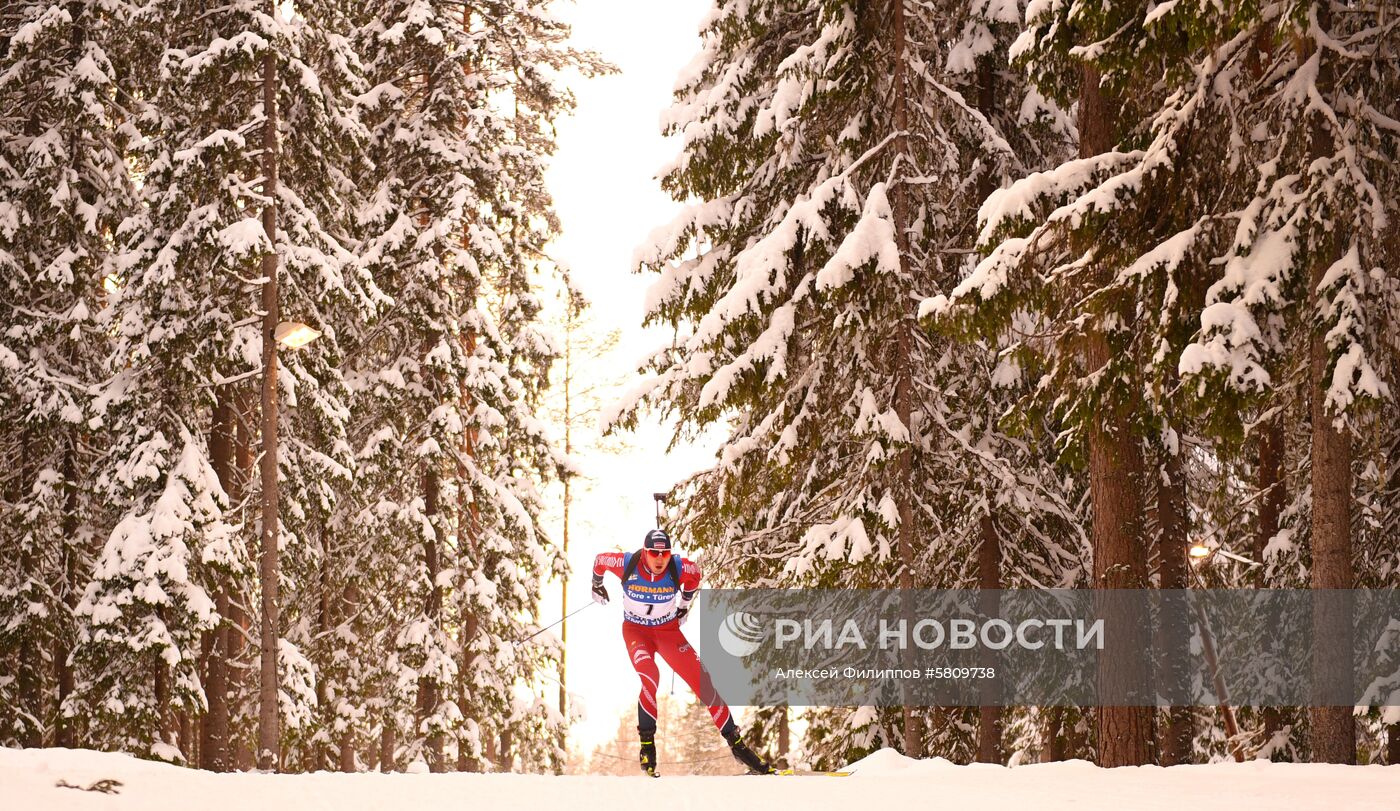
[258,306,319,773]
[1185,538,1255,762]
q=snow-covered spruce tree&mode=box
[1164,19,1397,746]
[461,0,585,775]
[77,0,373,764]
[787,0,1094,763]
[619,0,1078,765]
[539,283,630,761]
[1173,1,1398,763]
[346,0,591,773]
[345,0,481,770]
[0,0,136,749]
[261,0,377,773]
[926,0,1253,768]
[929,0,1398,765]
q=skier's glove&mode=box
[591,574,609,605]
[676,588,696,625]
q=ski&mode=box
[774,769,853,777]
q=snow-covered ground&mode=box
[4,746,1397,810]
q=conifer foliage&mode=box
[638,0,1398,768]
[0,0,591,772]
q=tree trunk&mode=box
[16,428,44,748]
[179,711,194,762]
[1248,1,1285,768]
[1255,414,1285,580]
[497,730,512,772]
[421,466,445,772]
[457,613,481,772]
[313,551,331,772]
[1087,329,1153,768]
[976,515,1003,763]
[54,440,80,749]
[1255,414,1285,752]
[339,580,361,773]
[234,387,256,771]
[16,603,43,747]
[153,649,172,749]
[972,45,1004,767]
[256,16,283,771]
[888,0,920,761]
[379,714,396,772]
[53,0,86,754]
[456,330,482,773]
[1299,7,1354,765]
[1156,437,1192,766]
[339,734,357,772]
[1043,708,1065,762]
[1080,63,1153,768]
[558,309,573,771]
[202,394,235,770]
[776,706,790,769]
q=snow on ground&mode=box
[4,746,1397,811]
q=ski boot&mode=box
[722,724,776,775]
[639,737,658,778]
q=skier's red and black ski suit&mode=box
[592,551,736,737]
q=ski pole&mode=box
[516,601,595,646]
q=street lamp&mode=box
[274,321,321,349]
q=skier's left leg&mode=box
[655,623,774,774]
[653,623,732,732]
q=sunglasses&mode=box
[645,549,672,558]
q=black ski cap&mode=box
[643,529,672,551]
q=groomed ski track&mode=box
[3,745,1396,810]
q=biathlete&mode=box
[591,528,773,776]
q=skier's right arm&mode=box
[591,552,625,605]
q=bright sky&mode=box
[537,0,720,756]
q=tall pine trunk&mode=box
[456,612,481,772]
[888,0,920,760]
[202,393,235,770]
[1255,414,1285,751]
[1155,438,1191,765]
[339,580,361,772]
[455,328,484,773]
[976,515,1002,763]
[256,14,283,771]
[557,306,574,772]
[1299,6,1354,765]
[234,386,256,771]
[17,428,43,748]
[421,466,445,772]
[497,730,513,771]
[776,706,790,769]
[1080,64,1152,768]
[53,6,87,751]
[379,713,396,772]
[55,440,80,749]
[973,50,1003,767]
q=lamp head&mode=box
[275,321,321,349]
